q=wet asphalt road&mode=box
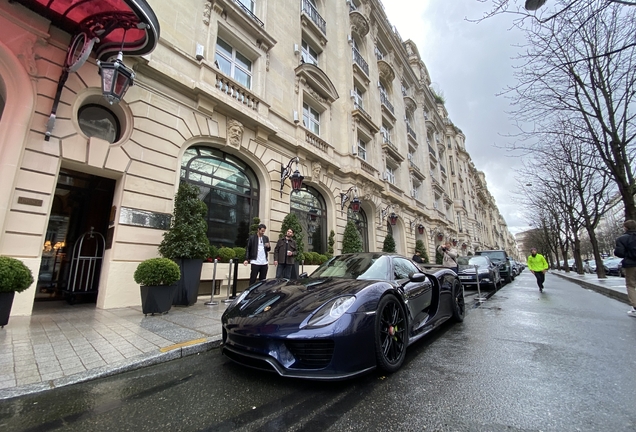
[2,271,635,432]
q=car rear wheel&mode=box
[452,280,465,322]
[374,295,407,374]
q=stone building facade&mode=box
[0,0,515,317]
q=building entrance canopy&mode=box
[14,0,159,60]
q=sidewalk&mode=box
[551,270,629,304]
[0,297,228,400]
[0,272,630,401]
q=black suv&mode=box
[476,250,514,283]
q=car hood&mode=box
[223,277,380,328]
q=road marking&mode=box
[160,338,207,352]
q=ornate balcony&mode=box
[352,48,369,76]
[232,0,264,26]
[301,0,326,35]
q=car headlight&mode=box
[306,296,356,328]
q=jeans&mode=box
[276,263,293,279]
[624,266,636,308]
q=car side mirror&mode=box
[409,272,427,282]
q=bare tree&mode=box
[505,3,636,220]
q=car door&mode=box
[393,257,432,331]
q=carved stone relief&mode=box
[227,118,244,148]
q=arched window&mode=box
[181,146,259,248]
[347,207,369,252]
[291,185,327,254]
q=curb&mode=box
[552,272,629,304]
[0,337,223,401]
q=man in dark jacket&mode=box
[614,219,636,317]
[274,228,297,279]
[243,224,271,285]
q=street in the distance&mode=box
[2,271,634,432]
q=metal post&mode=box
[231,259,239,299]
[205,259,218,306]
[222,259,234,304]
[475,264,487,303]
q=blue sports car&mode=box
[221,252,464,380]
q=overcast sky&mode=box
[381,1,531,235]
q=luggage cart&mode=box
[63,228,105,304]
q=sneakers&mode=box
[628,308,636,317]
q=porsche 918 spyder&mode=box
[221,252,464,380]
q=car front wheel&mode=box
[452,280,465,322]
[374,295,407,374]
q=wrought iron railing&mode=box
[301,0,326,35]
[352,48,369,76]
[428,143,436,158]
[406,123,416,140]
[380,93,394,114]
[232,0,264,27]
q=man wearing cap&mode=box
[527,247,549,293]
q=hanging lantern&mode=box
[462,243,468,249]
[350,196,361,213]
[289,168,304,192]
[417,224,425,235]
[452,239,458,246]
[98,51,135,105]
[389,213,398,225]
[437,233,444,241]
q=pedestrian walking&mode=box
[613,219,636,317]
[437,242,458,273]
[527,247,549,293]
[412,250,424,264]
[274,228,297,279]
[243,224,271,285]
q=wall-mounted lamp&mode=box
[378,204,393,227]
[340,186,361,215]
[389,212,398,225]
[98,50,135,105]
[418,224,425,235]
[280,157,304,198]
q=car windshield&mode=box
[477,251,505,262]
[310,254,389,280]
[458,256,488,266]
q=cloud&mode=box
[382,0,529,234]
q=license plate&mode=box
[459,276,472,280]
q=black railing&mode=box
[352,48,369,76]
[380,93,394,114]
[301,0,326,35]
[406,123,416,140]
[428,143,436,157]
[233,0,264,27]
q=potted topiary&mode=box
[134,258,181,315]
[342,220,363,254]
[382,233,396,253]
[159,183,210,306]
[0,256,34,328]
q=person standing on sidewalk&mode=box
[244,224,271,285]
[437,242,458,273]
[614,219,636,317]
[527,247,549,293]
[274,228,297,279]
[412,250,424,264]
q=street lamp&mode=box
[340,186,361,215]
[280,157,304,198]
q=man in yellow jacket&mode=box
[527,247,549,293]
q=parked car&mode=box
[603,257,623,276]
[457,255,502,290]
[475,250,514,283]
[221,252,464,379]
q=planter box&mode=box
[173,259,203,306]
[140,284,177,315]
[0,291,16,328]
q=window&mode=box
[381,124,391,144]
[353,85,364,109]
[379,82,388,99]
[78,104,120,143]
[215,37,252,89]
[303,102,320,135]
[301,39,318,65]
[357,139,367,161]
[181,146,259,249]
[385,165,395,184]
[291,185,327,254]
[412,180,420,199]
[237,0,254,12]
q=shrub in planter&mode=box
[382,233,396,253]
[303,252,318,265]
[316,254,328,265]
[133,258,181,315]
[159,183,209,306]
[0,256,34,328]
[232,247,246,262]
[342,221,363,254]
[217,247,236,263]
[207,245,218,262]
